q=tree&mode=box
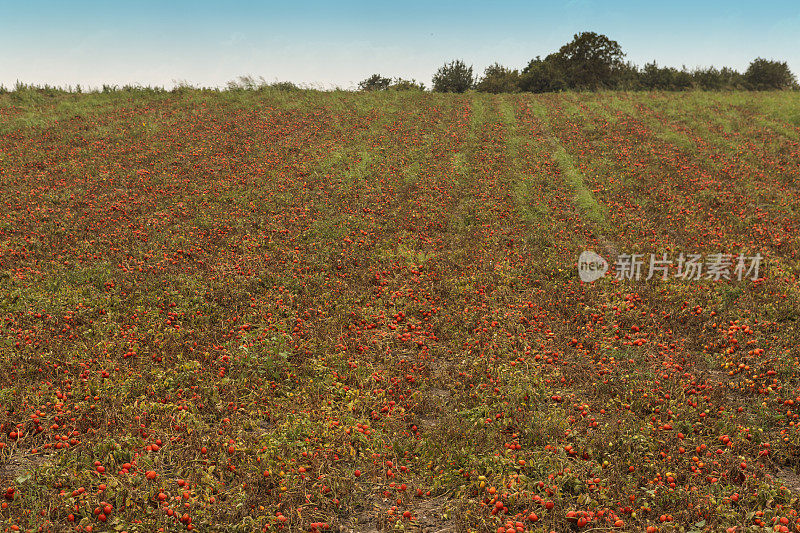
[638,62,692,90]
[744,58,797,90]
[359,74,391,91]
[432,60,474,93]
[388,78,425,91]
[553,32,626,89]
[615,61,642,90]
[718,67,744,88]
[519,55,566,93]
[638,62,668,89]
[476,63,520,93]
[691,66,726,90]
[672,66,693,90]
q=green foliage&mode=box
[358,74,391,91]
[614,61,642,90]
[432,59,475,93]
[511,32,794,93]
[225,75,267,91]
[690,66,742,90]
[519,55,567,93]
[358,75,425,91]
[639,62,693,90]
[271,81,302,91]
[225,75,301,92]
[388,77,425,91]
[476,63,520,93]
[518,39,635,93]
[554,31,627,89]
[745,58,798,90]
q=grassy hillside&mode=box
[1,89,800,532]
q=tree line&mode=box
[360,32,798,93]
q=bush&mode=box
[691,66,726,90]
[718,67,744,88]
[224,76,301,92]
[358,75,424,92]
[9,82,65,103]
[432,60,475,93]
[120,84,168,95]
[358,74,391,91]
[270,81,301,91]
[388,78,425,91]
[744,58,797,90]
[638,62,666,89]
[673,66,693,90]
[638,62,692,91]
[615,62,642,90]
[554,32,627,89]
[518,33,628,92]
[476,63,520,93]
[519,56,566,93]
[225,75,264,91]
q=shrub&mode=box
[554,32,627,89]
[476,63,520,93]
[225,75,264,91]
[388,78,425,91]
[270,81,301,91]
[358,75,424,92]
[432,60,475,93]
[519,56,566,93]
[718,67,744,88]
[744,58,797,90]
[691,66,727,90]
[673,66,693,90]
[614,61,642,90]
[638,62,692,91]
[358,74,391,91]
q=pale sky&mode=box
[1,0,798,90]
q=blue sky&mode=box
[1,0,798,89]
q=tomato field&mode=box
[1,88,800,532]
